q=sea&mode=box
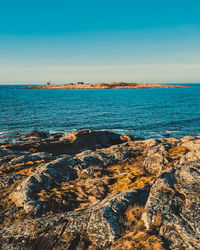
[0,84,200,143]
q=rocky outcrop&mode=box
[9,142,135,214]
[4,130,132,155]
[1,190,148,249]
[0,149,30,165]
[142,161,200,249]
[7,152,54,166]
[142,137,200,249]
[0,133,200,249]
[9,157,77,214]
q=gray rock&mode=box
[143,141,170,175]
[9,142,135,214]
[142,161,200,249]
[7,152,54,166]
[9,157,77,214]
[1,189,147,248]
[1,135,200,249]
[181,137,200,160]
[0,149,30,165]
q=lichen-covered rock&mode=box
[180,137,200,162]
[1,134,200,249]
[7,152,54,166]
[9,142,135,214]
[0,149,30,165]
[0,190,147,249]
[143,139,170,175]
[142,161,200,249]
[9,157,78,214]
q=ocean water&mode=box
[0,84,200,143]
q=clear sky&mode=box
[0,0,200,84]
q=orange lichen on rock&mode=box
[0,160,45,175]
[16,167,34,176]
[1,209,31,227]
[111,206,164,249]
[1,134,199,249]
[0,159,47,219]
[36,174,110,213]
[162,146,188,160]
[168,146,188,157]
[108,150,155,193]
[0,180,22,210]
[109,174,154,193]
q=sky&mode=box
[0,0,200,84]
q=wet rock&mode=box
[162,133,171,137]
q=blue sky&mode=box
[0,0,200,84]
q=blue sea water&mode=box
[0,84,200,143]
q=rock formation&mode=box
[0,131,199,249]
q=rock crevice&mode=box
[0,132,200,249]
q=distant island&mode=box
[26,82,186,89]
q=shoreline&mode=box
[0,129,199,248]
[26,82,186,89]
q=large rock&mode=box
[4,130,132,155]
[9,157,78,214]
[58,130,133,153]
[142,137,200,249]
[1,190,147,249]
[142,161,200,249]
[180,137,200,162]
[9,142,135,213]
[1,135,200,249]
[143,139,171,175]
[24,130,47,138]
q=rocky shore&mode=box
[0,130,199,249]
[26,82,186,90]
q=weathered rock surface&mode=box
[142,137,200,249]
[0,149,30,165]
[142,162,200,249]
[7,152,54,166]
[0,132,200,249]
[1,190,148,249]
[9,142,135,214]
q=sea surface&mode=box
[0,84,200,143]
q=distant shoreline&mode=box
[26,82,186,89]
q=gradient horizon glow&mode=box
[0,0,200,84]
